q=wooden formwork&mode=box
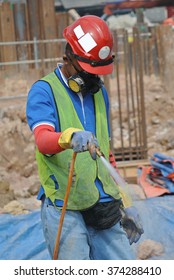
[0,1,172,76]
[39,0,58,68]
[13,3,30,71]
[117,159,149,184]
[0,0,71,70]
[0,2,17,70]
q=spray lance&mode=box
[96,148,144,244]
[96,148,132,207]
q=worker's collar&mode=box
[57,63,69,88]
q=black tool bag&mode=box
[80,199,122,230]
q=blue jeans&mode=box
[41,198,136,260]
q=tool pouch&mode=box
[80,199,122,230]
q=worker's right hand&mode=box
[121,206,144,245]
[58,127,99,160]
[71,130,99,160]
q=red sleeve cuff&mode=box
[33,124,64,154]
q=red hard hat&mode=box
[63,15,114,75]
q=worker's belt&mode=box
[80,199,122,230]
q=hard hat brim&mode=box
[78,60,113,75]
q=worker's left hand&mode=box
[121,206,144,245]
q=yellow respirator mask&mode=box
[67,71,103,96]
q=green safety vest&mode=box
[36,72,120,210]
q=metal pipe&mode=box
[0,57,62,66]
[0,38,66,46]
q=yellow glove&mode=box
[58,127,81,149]
[58,128,99,160]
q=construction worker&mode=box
[26,15,143,260]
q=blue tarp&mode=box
[0,210,50,260]
[0,195,174,260]
[132,195,174,259]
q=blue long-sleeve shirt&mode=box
[26,64,113,205]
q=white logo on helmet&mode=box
[74,25,97,53]
[98,46,110,59]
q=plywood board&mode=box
[0,2,17,69]
[117,159,149,183]
[26,0,42,67]
[56,12,69,58]
[41,0,58,63]
[13,3,28,70]
[26,0,41,40]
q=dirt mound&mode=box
[144,75,174,156]
[0,75,41,213]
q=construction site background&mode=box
[0,1,174,216]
